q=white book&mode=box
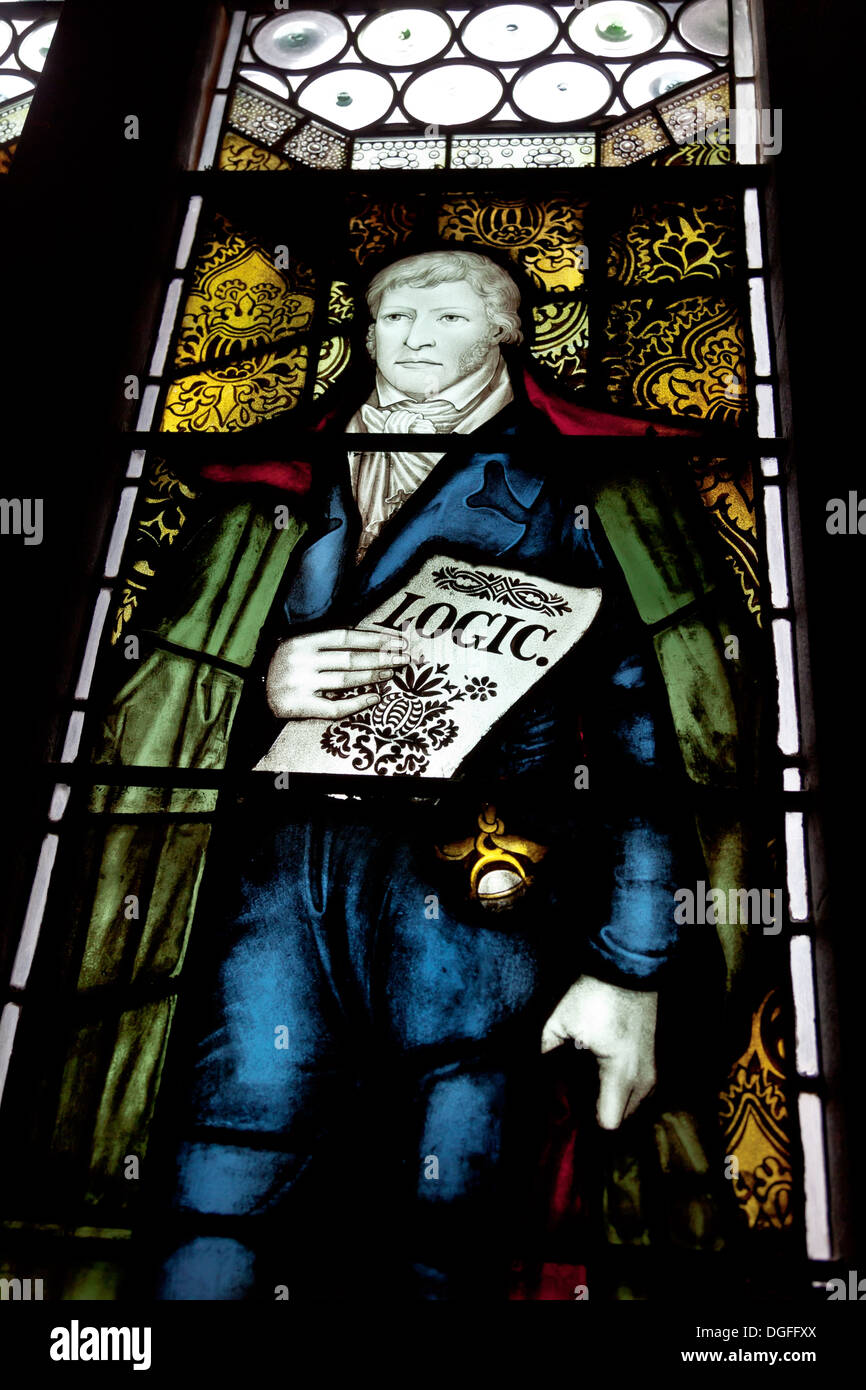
[255,554,602,778]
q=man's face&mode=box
[373,279,498,399]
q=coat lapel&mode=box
[283,415,550,625]
[352,439,547,610]
[281,468,356,623]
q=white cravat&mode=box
[346,354,512,563]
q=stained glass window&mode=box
[0,0,845,1321]
[201,2,749,171]
[0,1,61,172]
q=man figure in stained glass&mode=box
[155,250,686,1300]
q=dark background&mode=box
[0,0,861,1276]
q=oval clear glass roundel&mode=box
[401,63,505,125]
[357,8,452,66]
[0,72,34,101]
[568,2,666,59]
[678,0,729,57]
[17,20,57,74]
[460,4,560,62]
[622,56,712,105]
[513,60,612,121]
[250,10,348,71]
[298,68,395,130]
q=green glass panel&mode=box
[61,1260,126,1301]
[88,999,176,1199]
[95,655,241,772]
[652,619,740,782]
[88,785,220,815]
[594,478,707,625]
[152,503,305,666]
[78,822,212,991]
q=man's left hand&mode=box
[540,974,658,1130]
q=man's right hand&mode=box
[265,628,409,720]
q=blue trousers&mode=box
[155,802,580,1300]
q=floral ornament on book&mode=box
[322,661,499,776]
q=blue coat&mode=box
[273,408,684,986]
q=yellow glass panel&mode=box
[530,301,588,390]
[653,140,730,166]
[174,213,315,368]
[438,196,588,293]
[690,457,760,622]
[604,296,747,426]
[161,344,308,432]
[719,990,793,1230]
[328,280,354,324]
[348,197,419,267]
[315,335,351,399]
[609,199,738,285]
[110,461,197,644]
[218,128,292,171]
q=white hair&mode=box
[365,250,524,345]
